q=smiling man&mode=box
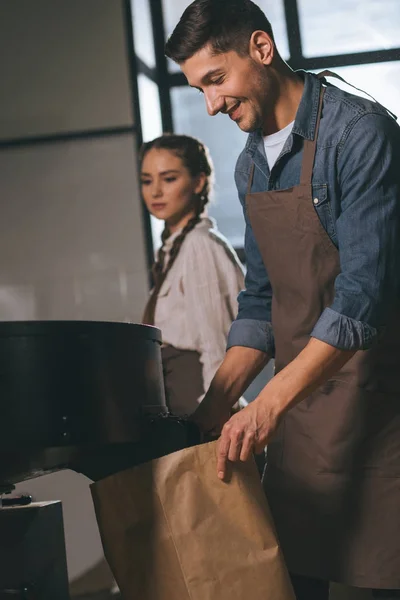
[165,0,400,599]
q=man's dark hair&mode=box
[165,0,275,64]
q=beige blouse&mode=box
[153,217,245,398]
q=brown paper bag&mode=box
[90,441,295,600]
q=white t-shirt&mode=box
[263,120,295,171]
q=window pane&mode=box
[257,0,289,59]
[163,0,289,73]
[137,75,163,143]
[171,86,247,247]
[299,0,400,58]
[315,61,400,118]
[137,74,164,249]
[131,0,156,68]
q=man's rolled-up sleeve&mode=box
[311,112,400,350]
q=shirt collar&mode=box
[245,71,322,157]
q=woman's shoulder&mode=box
[189,217,230,246]
[185,218,226,249]
[185,217,244,270]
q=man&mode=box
[165,1,400,598]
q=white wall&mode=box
[0,134,148,322]
[0,0,149,589]
[0,0,134,138]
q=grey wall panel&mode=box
[0,133,149,322]
[0,0,134,139]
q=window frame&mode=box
[130,0,400,258]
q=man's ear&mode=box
[249,30,274,66]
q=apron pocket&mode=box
[350,389,400,476]
[304,380,400,476]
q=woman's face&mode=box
[140,148,205,231]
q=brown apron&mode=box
[246,82,400,588]
[142,270,204,417]
[161,345,203,416]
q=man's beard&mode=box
[237,64,272,133]
[238,110,262,133]
[233,101,263,133]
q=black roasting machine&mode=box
[0,320,200,493]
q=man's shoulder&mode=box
[322,79,396,135]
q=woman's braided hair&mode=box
[141,134,213,325]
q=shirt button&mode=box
[313,197,319,204]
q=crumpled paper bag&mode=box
[91,440,294,600]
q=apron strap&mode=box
[317,69,397,121]
[141,266,166,325]
[300,86,325,186]
[247,162,256,195]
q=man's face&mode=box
[181,44,272,133]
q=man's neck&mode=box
[262,69,304,136]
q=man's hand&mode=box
[216,337,356,480]
[217,394,282,479]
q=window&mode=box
[137,74,164,250]
[132,0,400,252]
[298,0,400,57]
[131,0,156,68]
[137,75,163,142]
[171,86,248,247]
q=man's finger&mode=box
[217,432,231,480]
[228,428,243,462]
[240,431,255,462]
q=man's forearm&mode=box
[209,345,270,407]
[192,346,270,433]
[258,337,356,416]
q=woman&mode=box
[141,134,244,416]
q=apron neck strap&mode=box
[141,267,166,326]
[317,69,397,121]
[300,86,325,186]
[247,163,256,195]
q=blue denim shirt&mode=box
[227,71,400,355]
